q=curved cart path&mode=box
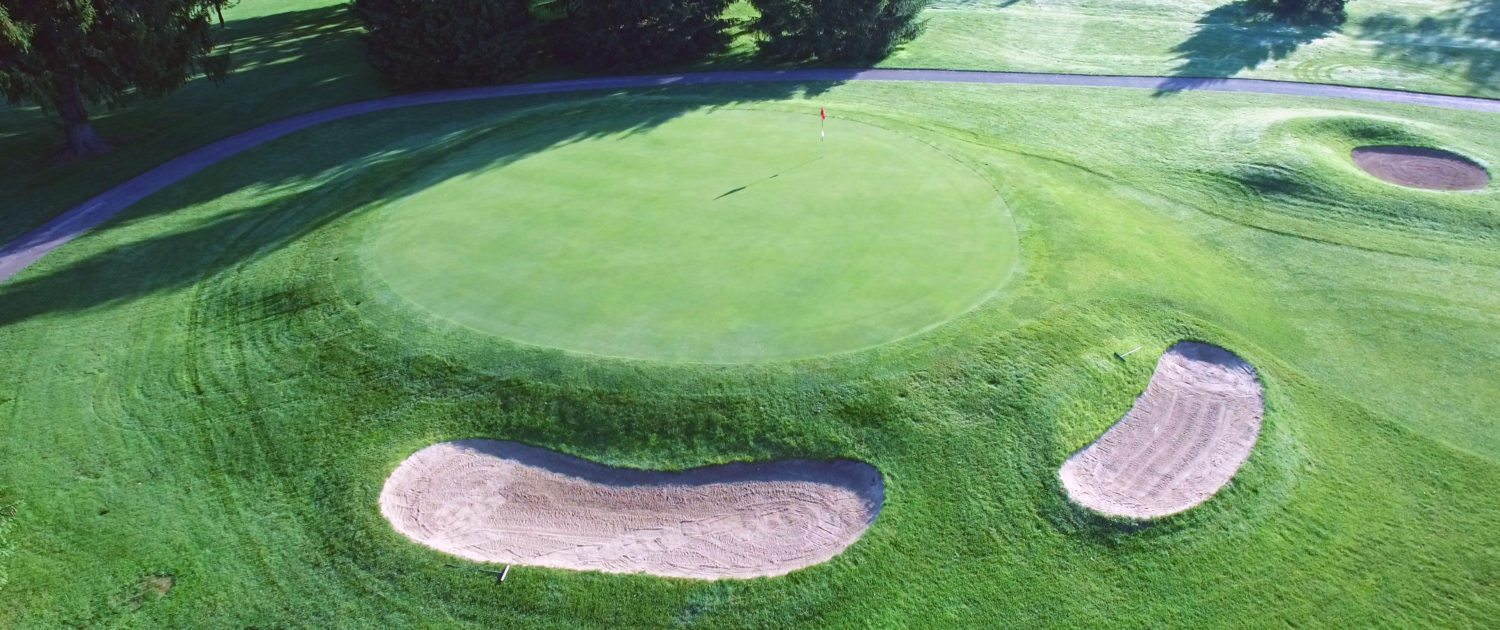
[4,69,1499,284]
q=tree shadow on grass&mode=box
[0,4,382,246]
[1359,0,1500,94]
[0,81,841,330]
[1155,0,1346,95]
[7,4,375,151]
[923,0,1026,8]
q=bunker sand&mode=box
[1351,146,1490,191]
[1060,342,1264,519]
[380,440,883,579]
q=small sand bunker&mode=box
[1059,342,1264,519]
[1352,146,1489,191]
[379,440,883,579]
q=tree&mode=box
[1273,0,1349,17]
[748,0,929,62]
[551,0,733,72]
[0,0,232,159]
[352,0,538,89]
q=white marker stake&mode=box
[500,565,510,582]
[1119,346,1143,358]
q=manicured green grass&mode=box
[367,109,1015,361]
[1,80,1498,628]
[3,1,1500,628]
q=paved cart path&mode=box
[4,69,1499,284]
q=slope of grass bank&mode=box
[0,81,1497,628]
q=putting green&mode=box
[364,109,1016,362]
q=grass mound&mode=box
[1,83,1499,628]
[1157,112,1500,260]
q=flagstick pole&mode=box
[820,110,825,157]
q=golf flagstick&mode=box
[820,108,826,157]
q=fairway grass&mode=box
[367,109,1015,361]
[2,81,1499,628]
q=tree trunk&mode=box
[52,79,112,159]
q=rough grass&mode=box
[0,80,1498,628]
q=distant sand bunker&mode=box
[1352,146,1489,190]
[1059,342,1264,519]
[379,440,883,579]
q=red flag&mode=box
[821,108,826,120]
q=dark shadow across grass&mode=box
[0,5,383,246]
[0,2,884,251]
[0,83,840,332]
[1360,0,1500,94]
[1155,0,1345,95]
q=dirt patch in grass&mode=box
[1059,342,1264,519]
[1352,146,1490,191]
[379,440,883,579]
[112,574,173,610]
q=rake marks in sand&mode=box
[380,440,883,579]
[1060,342,1264,519]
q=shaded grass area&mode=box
[0,86,839,331]
[1155,0,1346,92]
[0,2,381,246]
[1362,0,1500,90]
[898,0,1500,97]
[4,0,1500,254]
[0,82,1498,628]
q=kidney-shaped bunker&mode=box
[1059,342,1264,519]
[379,440,884,579]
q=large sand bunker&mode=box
[1059,342,1264,519]
[1351,146,1490,190]
[379,440,883,579]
